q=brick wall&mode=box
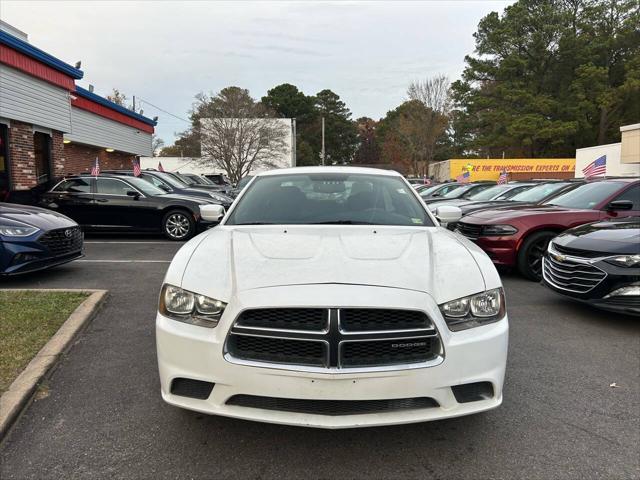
[8,120,36,191]
[63,143,135,174]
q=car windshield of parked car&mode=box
[156,172,188,188]
[236,176,253,189]
[509,182,572,202]
[543,182,624,209]
[176,174,196,186]
[193,175,213,185]
[467,184,513,201]
[124,177,167,196]
[442,184,477,198]
[418,184,443,197]
[225,173,434,226]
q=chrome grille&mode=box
[543,248,607,294]
[225,308,442,371]
[38,227,83,256]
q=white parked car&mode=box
[156,167,508,428]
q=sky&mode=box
[1,0,512,143]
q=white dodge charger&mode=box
[156,167,508,428]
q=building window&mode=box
[0,124,8,198]
[34,131,52,185]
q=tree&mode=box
[106,88,142,113]
[151,134,165,157]
[311,89,359,164]
[197,87,288,183]
[407,75,452,115]
[451,0,640,157]
[352,117,381,165]
[262,83,319,166]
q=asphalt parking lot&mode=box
[1,236,638,480]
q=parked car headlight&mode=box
[209,193,227,202]
[604,254,640,268]
[159,284,226,327]
[481,225,518,236]
[439,288,506,331]
[0,223,40,236]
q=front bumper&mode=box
[156,284,509,428]
[0,234,84,275]
[542,256,640,316]
[461,235,518,267]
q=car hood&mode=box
[462,205,594,224]
[171,226,498,304]
[553,218,640,255]
[0,202,77,229]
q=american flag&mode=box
[158,161,165,172]
[423,175,431,186]
[456,171,470,183]
[90,157,100,176]
[133,158,142,177]
[582,155,606,177]
[497,171,508,184]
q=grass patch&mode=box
[0,291,89,394]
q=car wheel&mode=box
[517,230,556,281]
[163,210,195,241]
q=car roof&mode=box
[256,166,403,177]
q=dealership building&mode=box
[0,22,157,202]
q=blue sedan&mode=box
[0,203,83,275]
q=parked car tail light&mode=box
[159,284,226,327]
[439,288,506,331]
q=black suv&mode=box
[40,175,221,240]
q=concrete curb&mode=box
[0,289,109,440]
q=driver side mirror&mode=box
[607,200,633,211]
[126,190,140,199]
[434,205,462,225]
[200,204,225,223]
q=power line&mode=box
[136,98,191,124]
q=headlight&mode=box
[209,193,226,202]
[604,255,640,268]
[439,288,506,331]
[0,223,40,236]
[159,284,226,327]
[481,225,518,236]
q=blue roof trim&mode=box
[74,87,158,126]
[0,30,84,79]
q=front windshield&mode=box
[467,184,513,201]
[225,173,435,226]
[126,176,167,196]
[195,175,214,185]
[510,182,572,202]
[442,184,475,198]
[543,182,624,209]
[176,174,196,185]
[418,184,444,197]
[156,172,188,188]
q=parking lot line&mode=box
[84,241,178,244]
[77,260,171,263]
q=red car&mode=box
[455,178,640,280]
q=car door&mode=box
[43,178,94,225]
[602,184,640,219]
[93,178,139,229]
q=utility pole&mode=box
[132,95,136,112]
[292,118,297,167]
[321,117,325,166]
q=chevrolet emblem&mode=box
[552,253,565,262]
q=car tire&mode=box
[163,210,195,241]
[517,230,557,281]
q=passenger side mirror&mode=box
[434,205,462,225]
[607,200,633,211]
[200,204,225,222]
[126,190,140,199]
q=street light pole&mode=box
[321,117,325,166]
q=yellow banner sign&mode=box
[448,158,575,181]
